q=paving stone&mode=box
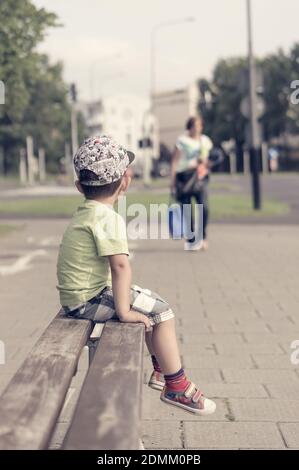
[244,333,296,344]
[182,333,245,346]
[256,308,289,319]
[184,422,285,449]
[230,399,299,421]
[180,314,207,325]
[142,421,183,449]
[209,320,269,333]
[267,320,299,334]
[264,382,299,399]
[279,423,299,448]
[179,343,217,355]
[216,343,284,355]
[252,354,298,369]
[177,322,212,333]
[222,369,299,384]
[206,311,258,322]
[182,354,255,369]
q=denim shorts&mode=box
[63,285,174,326]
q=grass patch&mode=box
[0,192,289,219]
[0,196,82,217]
[210,194,289,219]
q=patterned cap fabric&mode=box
[73,135,135,186]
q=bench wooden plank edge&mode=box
[63,322,145,450]
[0,317,92,450]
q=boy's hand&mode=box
[120,310,152,331]
[136,313,152,331]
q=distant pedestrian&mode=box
[170,116,223,250]
[268,146,279,172]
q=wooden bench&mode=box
[0,315,144,450]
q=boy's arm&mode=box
[108,254,151,329]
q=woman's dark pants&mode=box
[176,180,209,243]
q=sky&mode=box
[33,0,299,101]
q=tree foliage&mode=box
[0,0,83,174]
[198,44,299,146]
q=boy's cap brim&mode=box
[127,150,135,164]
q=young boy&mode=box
[57,136,216,416]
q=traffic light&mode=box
[138,137,152,149]
[70,83,77,103]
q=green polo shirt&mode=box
[57,199,129,308]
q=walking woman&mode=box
[170,116,222,251]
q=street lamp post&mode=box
[246,0,261,210]
[70,83,79,158]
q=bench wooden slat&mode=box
[0,317,92,450]
[63,322,144,450]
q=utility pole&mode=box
[70,83,79,157]
[26,135,35,185]
[247,0,261,209]
[65,142,76,182]
[38,148,46,183]
[142,110,152,187]
[19,148,27,184]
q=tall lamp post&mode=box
[70,83,79,155]
[246,0,261,209]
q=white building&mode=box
[78,94,159,175]
[152,83,200,152]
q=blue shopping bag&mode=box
[168,203,184,239]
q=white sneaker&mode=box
[202,240,209,251]
[184,240,204,251]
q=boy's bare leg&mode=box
[151,318,181,375]
[145,316,217,415]
[145,330,155,356]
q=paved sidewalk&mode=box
[0,220,299,449]
[132,225,299,449]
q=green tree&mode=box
[198,43,299,148]
[261,49,293,140]
[0,0,59,172]
[199,58,247,147]
[0,0,85,176]
[287,43,299,134]
[23,54,73,172]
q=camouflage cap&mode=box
[73,135,135,186]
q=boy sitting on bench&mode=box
[57,136,216,416]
